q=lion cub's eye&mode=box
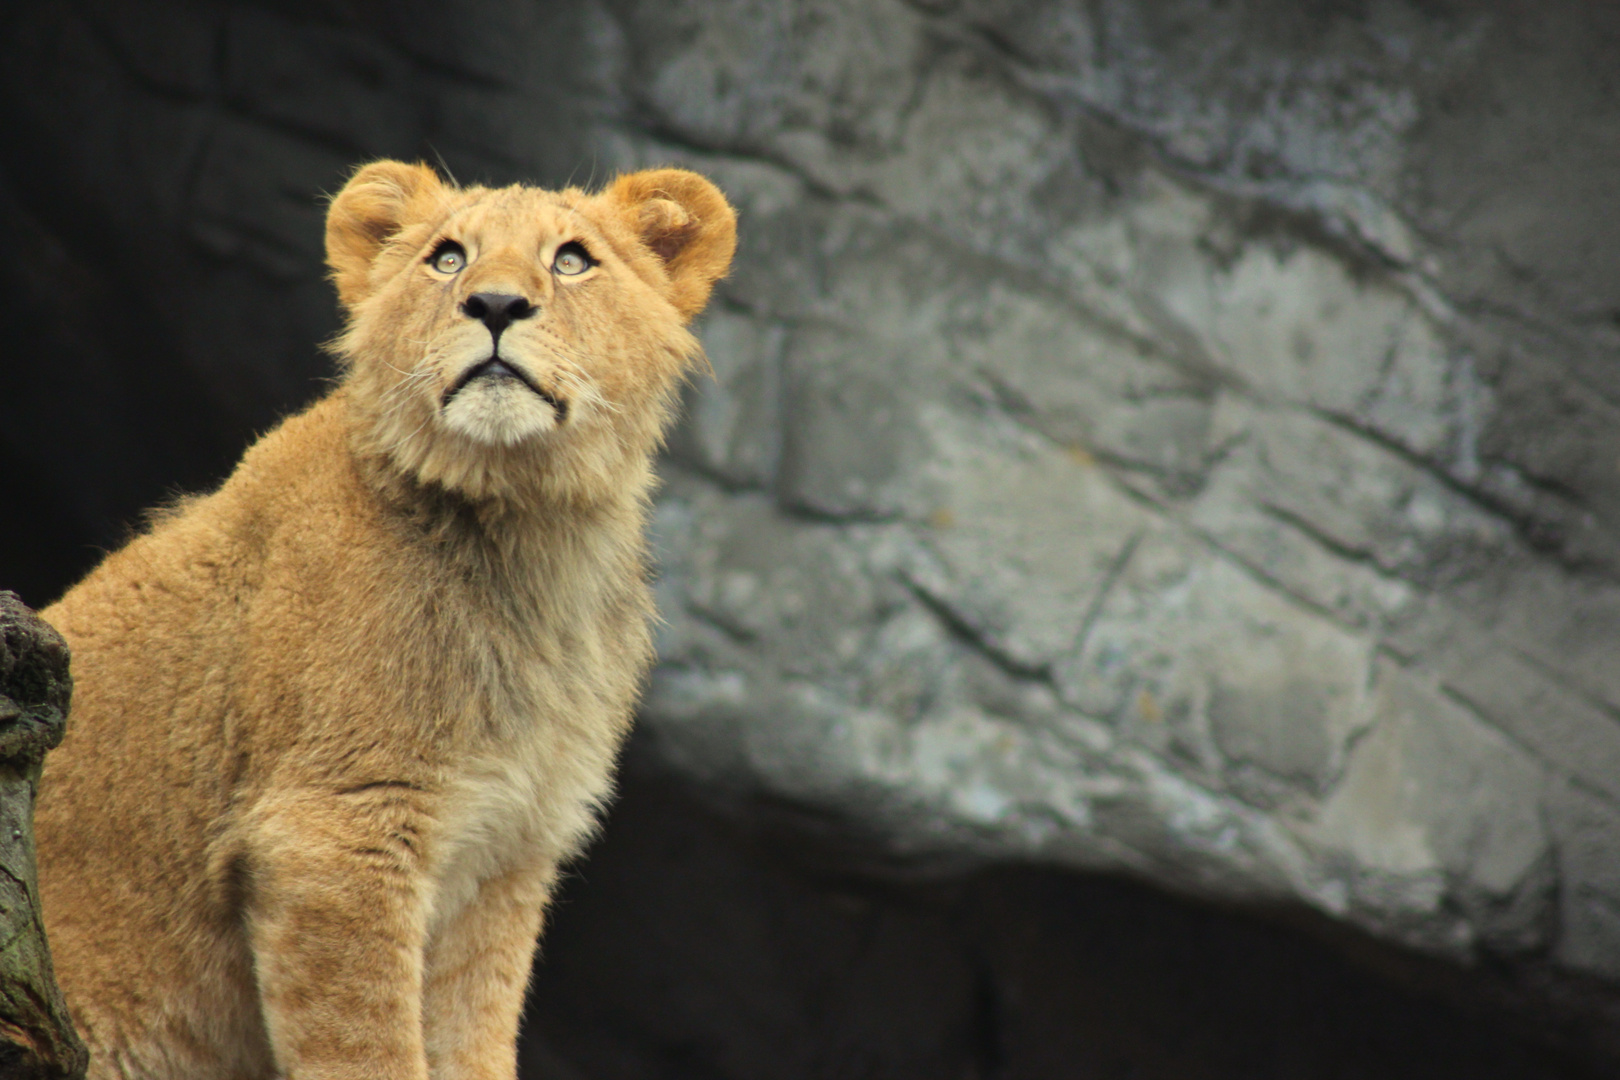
[553,242,594,277]
[429,242,466,275]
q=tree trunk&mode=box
[0,592,87,1079]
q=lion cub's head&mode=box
[325,161,736,505]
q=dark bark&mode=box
[0,593,86,1080]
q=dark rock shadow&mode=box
[521,741,1606,1080]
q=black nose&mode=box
[462,292,535,339]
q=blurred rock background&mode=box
[4,1,1620,1075]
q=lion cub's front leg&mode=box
[423,862,556,1080]
[244,789,434,1080]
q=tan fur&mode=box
[34,161,736,1080]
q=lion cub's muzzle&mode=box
[441,291,567,420]
[444,357,567,419]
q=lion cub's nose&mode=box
[462,292,536,339]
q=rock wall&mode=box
[624,0,1620,1007]
[5,0,1620,1066]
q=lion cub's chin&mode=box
[441,377,561,447]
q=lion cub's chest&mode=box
[425,649,621,933]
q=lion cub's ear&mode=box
[326,160,444,311]
[606,169,738,323]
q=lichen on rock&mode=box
[0,592,86,1080]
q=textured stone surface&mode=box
[604,0,1620,998]
[6,0,1620,1060]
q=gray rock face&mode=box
[557,0,1620,1009]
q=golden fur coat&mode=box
[34,161,736,1080]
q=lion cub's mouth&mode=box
[442,357,567,420]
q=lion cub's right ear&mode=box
[605,169,738,324]
[326,161,444,311]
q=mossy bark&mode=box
[0,592,87,1079]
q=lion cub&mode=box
[34,161,736,1080]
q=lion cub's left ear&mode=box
[327,160,445,311]
[606,169,738,323]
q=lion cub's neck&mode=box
[342,376,663,518]
[338,386,650,605]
